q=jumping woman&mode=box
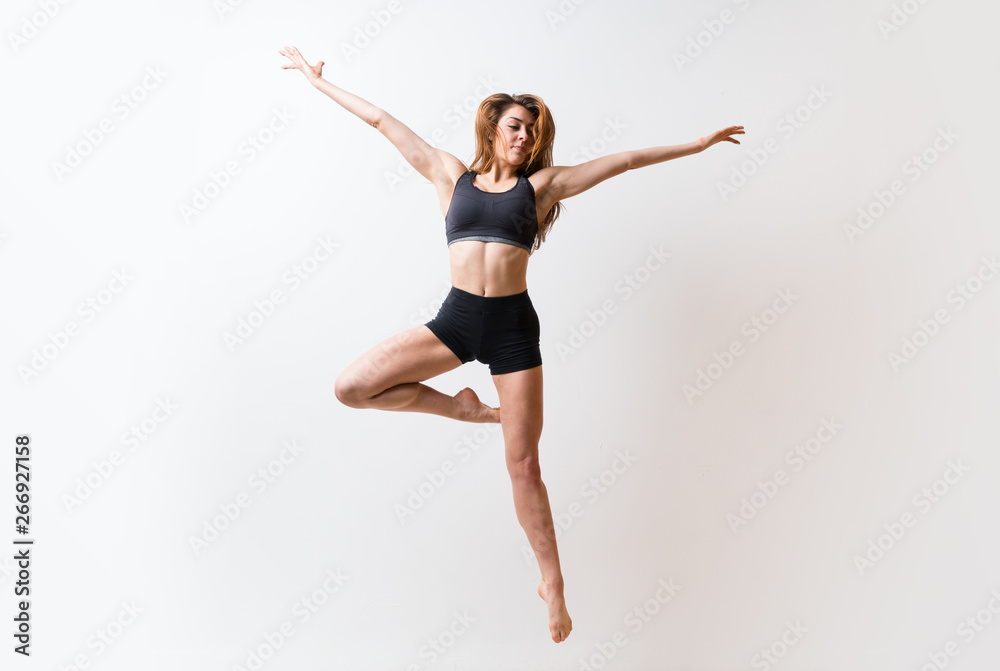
[279,45,743,644]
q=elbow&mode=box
[368,108,386,130]
[623,150,639,172]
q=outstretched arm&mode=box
[278,46,461,185]
[537,125,744,203]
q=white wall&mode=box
[2,0,999,669]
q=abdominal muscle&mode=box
[448,240,529,297]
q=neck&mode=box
[482,161,520,184]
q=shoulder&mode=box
[526,166,560,201]
[449,166,472,183]
[433,152,471,189]
[526,166,559,192]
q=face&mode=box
[494,104,536,164]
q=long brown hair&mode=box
[468,93,563,254]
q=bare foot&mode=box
[538,580,573,643]
[454,387,500,423]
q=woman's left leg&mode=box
[493,364,573,643]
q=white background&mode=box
[2,0,999,669]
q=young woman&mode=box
[279,45,743,644]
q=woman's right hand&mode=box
[699,125,744,151]
[279,46,324,83]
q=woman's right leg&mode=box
[334,325,499,423]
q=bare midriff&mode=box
[447,240,529,297]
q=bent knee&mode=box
[334,374,371,408]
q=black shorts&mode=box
[424,286,543,375]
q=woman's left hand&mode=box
[279,45,324,84]
[700,125,744,151]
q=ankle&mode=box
[542,576,565,594]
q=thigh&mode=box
[336,324,465,398]
[492,364,544,464]
[480,302,542,376]
[425,295,480,365]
